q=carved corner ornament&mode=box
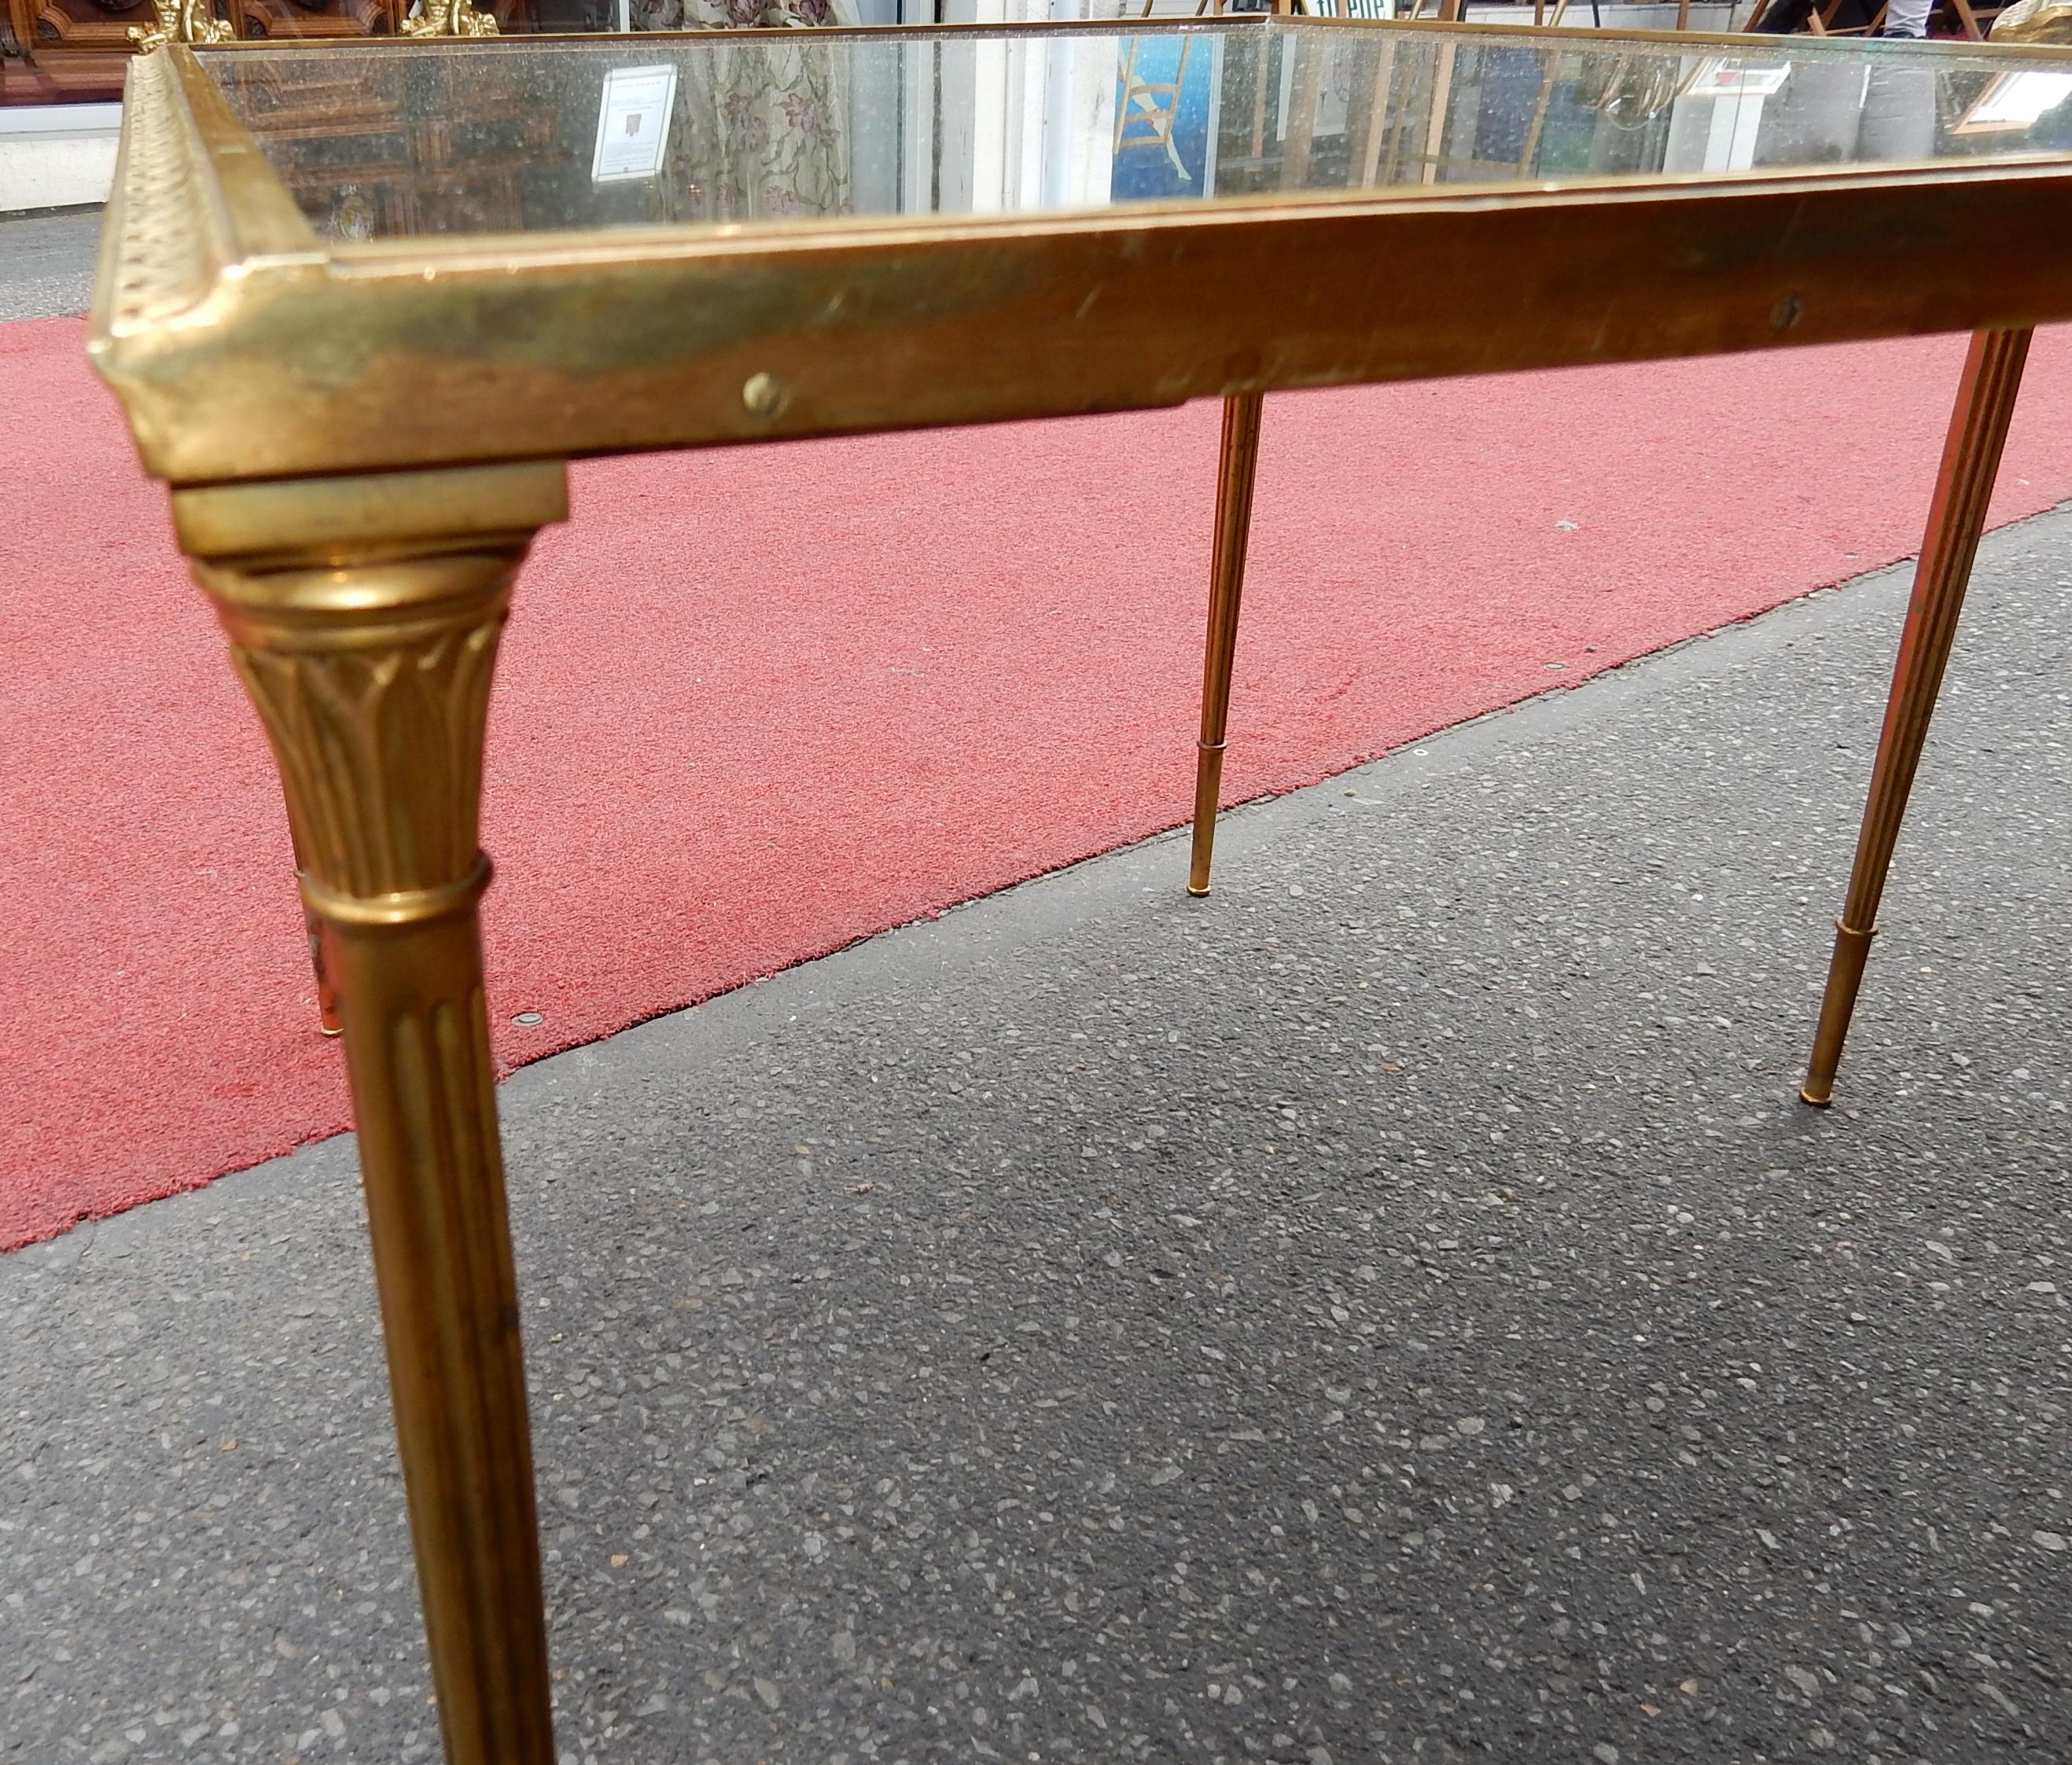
[402,0,499,35]
[128,0,230,50]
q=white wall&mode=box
[0,104,122,215]
[926,15,1118,214]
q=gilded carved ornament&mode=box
[1989,0,2072,39]
[127,0,230,49]
[402,0,499,35]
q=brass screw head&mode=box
[742,372,786,419]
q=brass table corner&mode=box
[86,19,2072,1763]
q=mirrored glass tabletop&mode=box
[195,20,2072,244]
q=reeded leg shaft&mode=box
[1188,391,1266,896]
[1800,329,2031,1105]
[175,461,570,1765]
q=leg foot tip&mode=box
[1798,1084,1832,1109]
[1186,883,1212,899]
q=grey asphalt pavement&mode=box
[5,509,2070,1765]
[0,208,100,321]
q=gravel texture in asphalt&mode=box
[4,512,2070,1765]
[0,209,98,322]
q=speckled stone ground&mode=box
[5,512,2070,1765]
[0,209,97,322]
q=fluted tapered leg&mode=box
[1800,329,2031,1106]
[175,461,570,1765]
[1188,392,1266,897]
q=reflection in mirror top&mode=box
[199,21,2072,243]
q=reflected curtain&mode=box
[632,0,853,220]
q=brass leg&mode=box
[1188,391,1266,897]
[1800,328,2031,1106]
[174,461,569,1765]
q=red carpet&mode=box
[5,315,2071,1249]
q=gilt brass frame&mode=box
[93,26,2072,482]
[89,20,2072,1765]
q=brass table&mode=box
[90,18,2072,1765]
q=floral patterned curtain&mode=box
[631,0,853,221]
